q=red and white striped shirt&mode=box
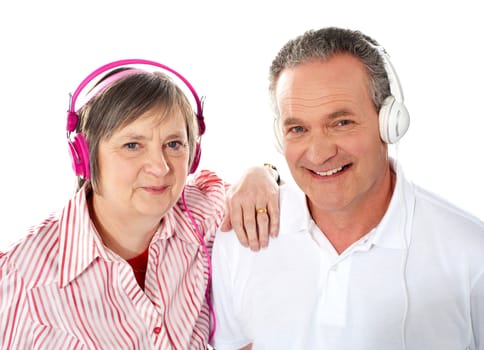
[0,170,225,349]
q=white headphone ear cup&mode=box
[273,118,284,154]
[379,96,410,144]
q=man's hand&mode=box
[221,165,280,251]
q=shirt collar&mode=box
[282,159,415,251]
[151,198,204,246]
[58,185,114,288]
[278,182,311,236]
[370,159,415,250]
[57,189,203,287]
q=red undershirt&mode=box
[126,248,149,290]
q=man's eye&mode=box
[337,120,352,126]
[289,126,305,133]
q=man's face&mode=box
[275,54,390,215]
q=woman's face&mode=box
[93,107,190,224]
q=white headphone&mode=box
[375,46,410,144]
[273,45,410,150]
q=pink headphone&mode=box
[67,58,206,179]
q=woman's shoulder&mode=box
[175,170,226,235]
[186,169,225,193]
[1,212,60,276]
[183,170,226,207]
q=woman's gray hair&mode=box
[76,70,198,191]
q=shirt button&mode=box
[153,326,162,334]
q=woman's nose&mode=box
[144,147,170,176]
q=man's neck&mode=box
[310,169,396,254]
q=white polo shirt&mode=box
[211,165,484,350]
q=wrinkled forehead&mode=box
[276,57,371,108]
[116,103,186,134]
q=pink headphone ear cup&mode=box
[189,142,201,174]
[68,133,91,179]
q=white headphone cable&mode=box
[394,143,409,350]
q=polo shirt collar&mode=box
[279,160,415,251]
[278,182,311,236]
[371,160,415,250]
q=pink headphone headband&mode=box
[68,58,205,135]
[77,69,145,111]
[66,58,206,179]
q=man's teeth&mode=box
[315,166,344,176]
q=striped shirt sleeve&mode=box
[0,254,32,348]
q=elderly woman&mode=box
[0,60,279,349]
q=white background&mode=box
[1,0,483,250]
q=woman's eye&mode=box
[166,141,182,149]
[124,142,139,150]
[165,141,188,155]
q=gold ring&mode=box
[256,207,268,214]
